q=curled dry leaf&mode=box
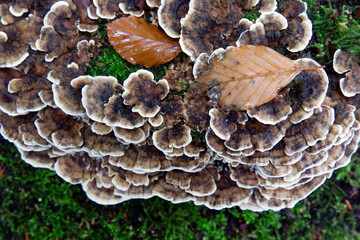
[196,45,324,110]
[107,16,181,68]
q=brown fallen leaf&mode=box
[196,45,324,110]
[107,16,181,68]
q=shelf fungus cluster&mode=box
[1,0,360,211]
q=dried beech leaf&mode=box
[197,45,323,110]
[107,16,181,68]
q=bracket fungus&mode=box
[1,0,360,212]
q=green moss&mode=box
[86,45,169,84]
[243,9,260,21]
[304,0,360,62]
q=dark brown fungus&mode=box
[123,70,169,118]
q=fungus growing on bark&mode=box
[1,0,360,213]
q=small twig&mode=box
[344,199,353,211]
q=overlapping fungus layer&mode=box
[1,0,359,211]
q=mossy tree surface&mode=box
[1,1,360,239]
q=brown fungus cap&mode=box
[333,49,360,97]
[91,122,113,135]
[306,124,342,155]
[256,0,277,13]
[0,69,46,116]
[35,25,77,62]
[166,165,219,197]
[19,149,55,169]
[153,123,192,153]
[209,108,237,141]
[194,172,252,209]
[119,0,147,17]
[288,58,328,123]
[333,103,356,139]
[114,123,150,144]
[230,165,259,188]
[283,106,335,155]
[38,89,57,108]
[83,178,126,205]
[0,111,39,151]
[8,1,29,17]
[72,0,99,33]
[18,122,51,150]
[279,0,312,52]
[257,161,293,178]
[254,190,298,211]
[184,140,206,157]
[54,152,101,184]
[0,14,42,67]
[104,94,145,129]
[51,54,95,116]
[146,0,161,8]
[283,151,328,182]
[247,95,292,125]
[93,0,121,19]
[71,75,122,123]
[257,11,288,45]
[179,0,252,60]
[279,0,307,19]
[34,107,85,149]
[205,129,227,155]
[158,0,190,38]
[149,113,164,127]
[125,171,150,186]
[236,21,268,47]
[258,175,327,201]
[0,4,15,25]
[43,1,77,36]
[123,70,169,118]
[224,124,252,152]
[109,144,163,173]
[245,119,285,152]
